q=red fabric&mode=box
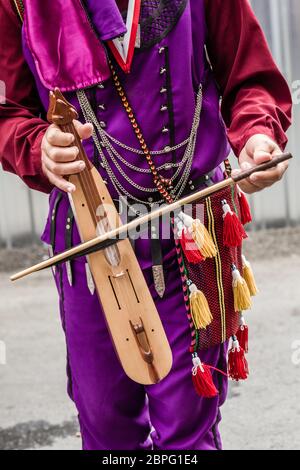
[0,0,292,193]
[0,0,51,193]
[204,0,292,155]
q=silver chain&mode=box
[76,84,203,206]
[101,127,190,155]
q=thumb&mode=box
[251,139,276,165]
[231,161,253,178]
[73,120,94,140]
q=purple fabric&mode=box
[23,0,232,449]
[84,0,127,41]
[55,251,228,450]
[23,0,111,91]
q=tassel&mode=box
[191,354,218,398]
[238,188,252,225]
[236,315,249,353]
[189,281,213,329]
[222,199,247,247]
[242,255,258,296]
[177,212,217,259]
[177,221,205,264]
[192,219,217,258]
[232,264,252,311]
[228,336,249,380]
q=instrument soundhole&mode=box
[108,276,121,310]
[126,269,140,303]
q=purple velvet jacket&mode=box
[21,0,233,267]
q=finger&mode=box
[43,154,85,176]
[250,162,288,184]
[46,126,75,147]
[230,168,262,194]
[45,144,79,163]
[252,151,273,165]
[45,171,76,193]
[73,120,94,140]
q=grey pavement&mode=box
[0,255,300,450]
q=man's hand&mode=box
[232,134,289,194]
[41,120,93,193]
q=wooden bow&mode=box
[35,89,173,386]
[11,151,292,279]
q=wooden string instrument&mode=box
[45,88,172,385]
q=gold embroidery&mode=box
[206,197,226,343]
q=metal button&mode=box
[160,87,167,94]
[162,126,169,134]
[190,185,195,190]
[160,105,168,112]
[98,104,106,110]
[160,67,166,75]
[66,224,70,230]
[159,47,165,54]
[205,175,209,180]
[100,121,106,128]
[97,83,105,89]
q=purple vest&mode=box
[22,0,230,268]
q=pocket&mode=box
[186,184,245,350]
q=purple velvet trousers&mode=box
[54,255,228,450]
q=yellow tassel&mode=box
[177,212,217,260]
[191,220,217,259]
[189,282,213,329]
[232,265,252,311]
[242,255,258,296]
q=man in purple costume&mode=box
[0,0,292,450]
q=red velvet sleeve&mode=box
[0,0,53,193]
[204,0,292,156]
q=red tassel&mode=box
[180,229,205,263]
[236,317,249,353]
[222,200,247,247]
[228,338,249,381]
[238,189,252,225]
[192,355,218,398]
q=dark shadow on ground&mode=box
[0,418,79,450]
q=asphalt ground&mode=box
[0,234,300,450]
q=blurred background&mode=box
[0,0,299,450]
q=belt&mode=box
[113,169,216,298]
